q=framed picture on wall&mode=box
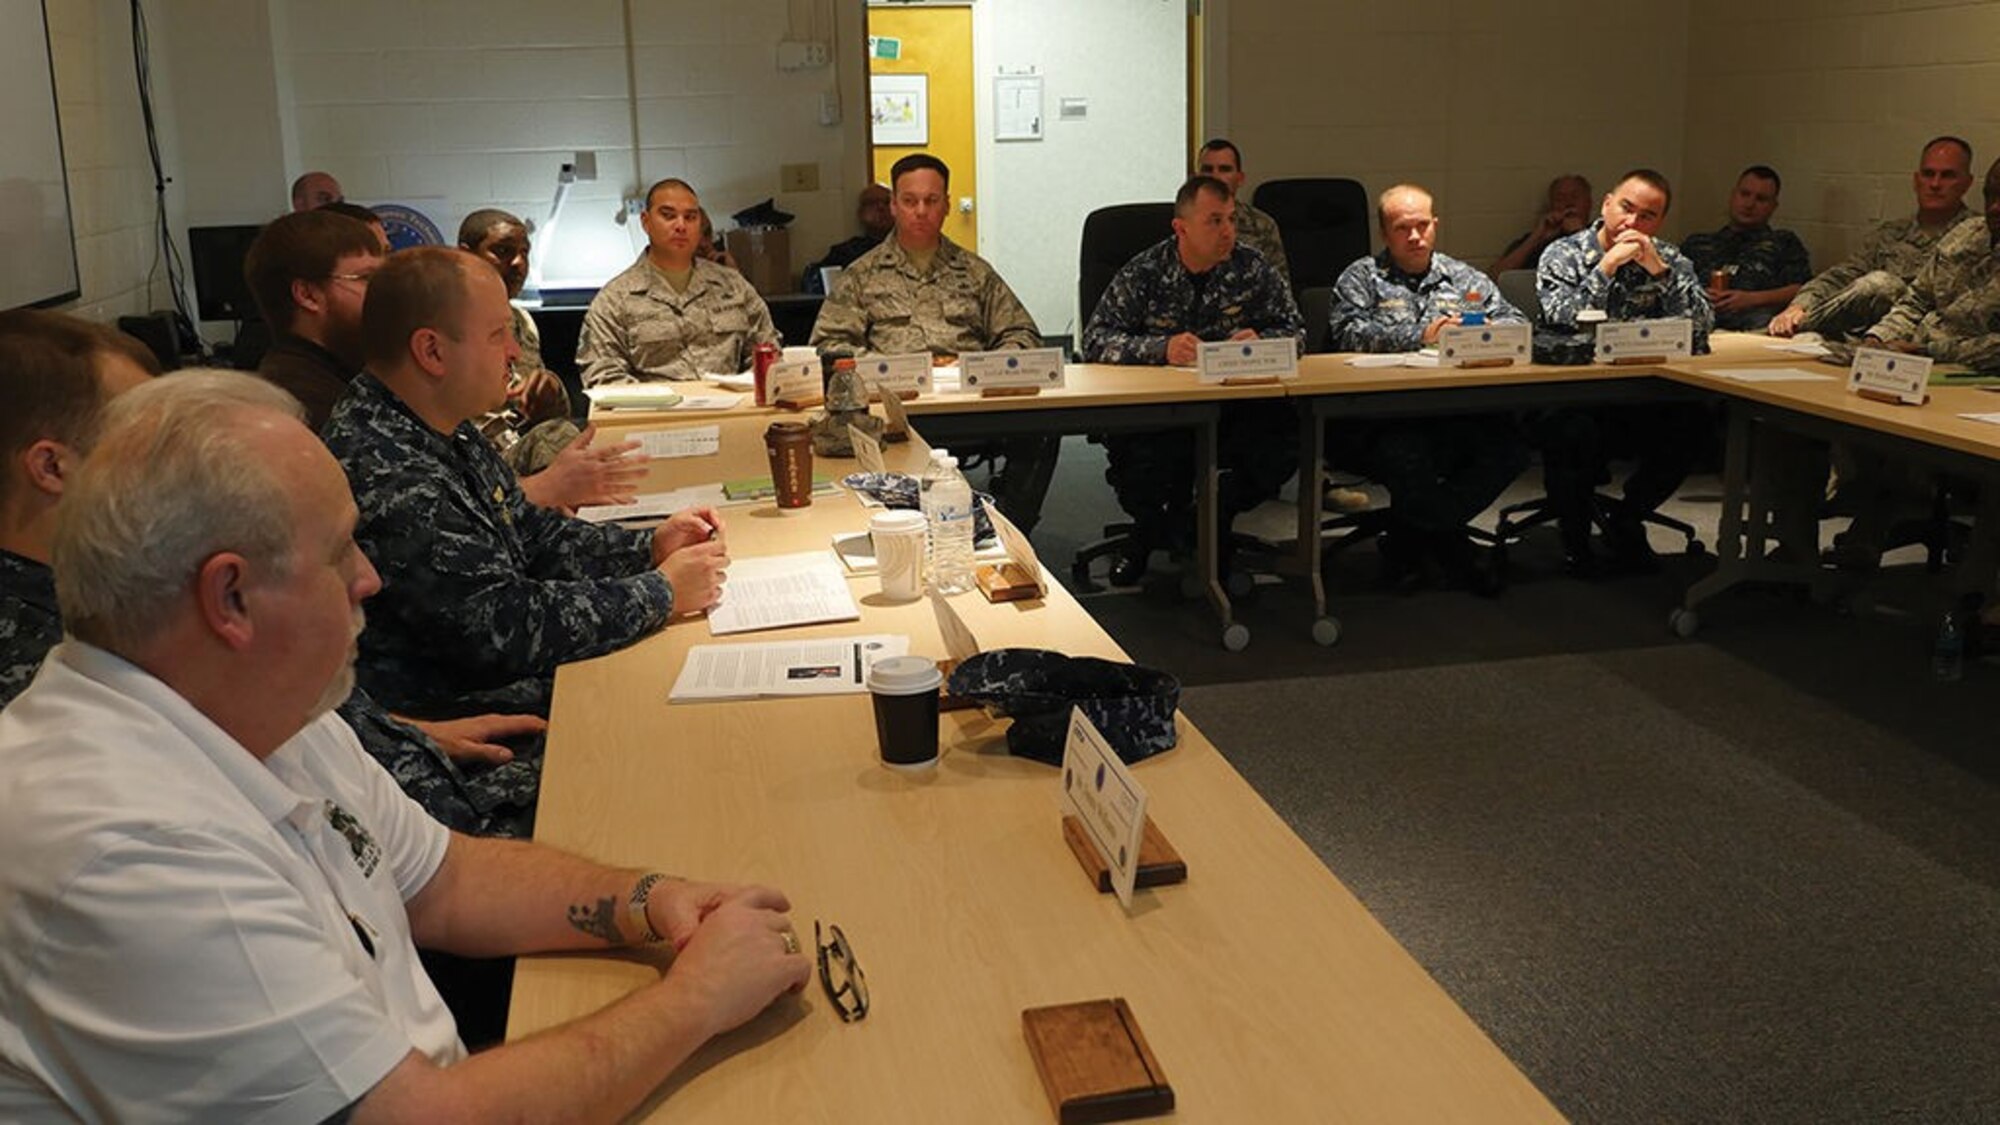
[870,74,928,146]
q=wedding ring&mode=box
[780,928,799,955]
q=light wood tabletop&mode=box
[509,428,1563,1122]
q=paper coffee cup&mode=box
[867,655,942,769]
[870,510,927,602]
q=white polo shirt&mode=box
[0,641,465,1123]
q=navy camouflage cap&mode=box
[946,648,1179,765]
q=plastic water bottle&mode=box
[918,450,949,583]
[1932,609,1965,682]
[921,454,975,595]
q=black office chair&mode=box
[1496,269,1541,323]
[1252,178,1371,295]
[1297,286,1334,356]
[1488,273,1703,567]
[1069,204,1177,587]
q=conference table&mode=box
[516,341,2000,1119]
[508,411,1565,1122]
[587,365,1292,650]
[581,334,2000,648]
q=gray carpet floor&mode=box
[1000,437,2000,1125]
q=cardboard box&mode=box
[724,226,793,296]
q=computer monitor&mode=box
[187,223,266,322]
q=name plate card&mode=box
[1439,321,1531,367]
[1196,336,1297,384]
[848,424,887,474]
[1594,317,1692,364]
[1061,707,1148,907]
[768,359,823,408]
[862,353,932,399]
[1848,347,1931,406]
[976,498,1044,602]
[962,347,1066,396]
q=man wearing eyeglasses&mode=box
[0,369,810,1122]
[248,208,385,432]
[1533,170,1715,576]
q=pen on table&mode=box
[853,643,863,684]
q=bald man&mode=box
[292,170,344,212]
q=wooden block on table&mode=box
[976,561,1042,602]
[1062,815,1187,893]
[1022,998,1174,1125]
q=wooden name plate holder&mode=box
[1022,998,1175,1124]
[1062,815,1187,893]
[976,561,1041,602]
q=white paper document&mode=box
[669,634,910,701]
[706,551,861,635]
[1345,351,1439,368]
[707,371,755,390]
[665,393,744,412]
[585,385,684,411]
[1708,367,1839,383]
[633,425,720,459]
[576,484,725,524]
[1957,412,2000,426]
[1765,335,1832,358]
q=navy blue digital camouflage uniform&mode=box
[1680,224,1813,332]
[0,548,535,836]
[323,371,674,719]
[1082,239,1303,543]
[0,550,61,709]
[1534,220,1714,365]
[1328,251,1532,541]
[1533,222,1718,560]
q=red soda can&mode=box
[752,341,780,406]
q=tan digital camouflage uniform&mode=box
[578,255,778,385]
[1233,199,1291,290]
[809,235,1039,357]
[1870,216,2000,371]
[1793,206,1972,338]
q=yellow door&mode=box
[867,4,976,248]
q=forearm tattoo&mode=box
[566,895,624,944]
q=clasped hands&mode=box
[1599,230,1667,277]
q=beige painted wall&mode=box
[273,0,867,289]
[1218,0,1691,271]
[47,0,187,321]
[1681,0,2000,270]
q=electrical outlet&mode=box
[777,40,830,70]
[781,162,821,193]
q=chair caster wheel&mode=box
[1227,571,1254,598]
[1180,570,1206,600]
[1311,617,1341,646]
[1221,623,1251,652]
[1669,607,1699,637]
[1685,540,1707,558]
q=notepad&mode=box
[705,551,860,636]
[632,426,720,459]
[722,473,836,501]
